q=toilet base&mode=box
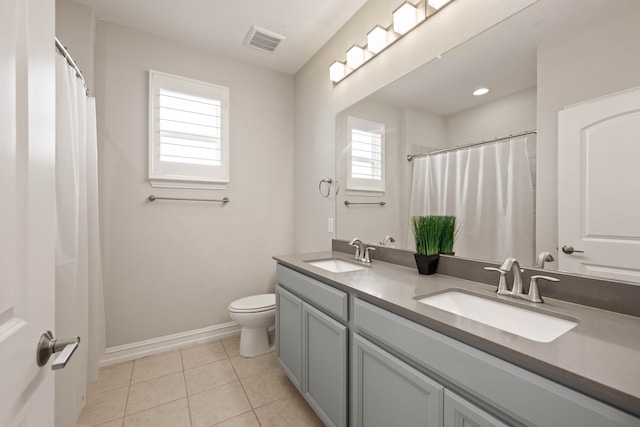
[239,327,271,357]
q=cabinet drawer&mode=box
[354,298,638,427]
[277,264,348,322]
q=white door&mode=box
[0,0,57,426]
[558,86,640,283]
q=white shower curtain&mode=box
[409,136,534,264]
[55,54,105,427]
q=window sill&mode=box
[149,177,229,190]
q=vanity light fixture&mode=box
[367,26,389,54]
[473,87,490,96]
[328,0,455,84]
[329,61,347,83]
[427,0,451,10]
[346,45,366,69]
[393,2,419,35]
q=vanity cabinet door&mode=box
[275,285,303,391]
[352,333,444,427]
[303,303,348,427]
[444,390,508,427]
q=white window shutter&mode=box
[149,70,229,189]
[347,116,385,192]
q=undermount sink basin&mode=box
[306,258,367,273]
[416,290,578,343]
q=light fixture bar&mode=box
[329,0,455,84]
[428,0,451,10]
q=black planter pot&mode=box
[414,253,439,275]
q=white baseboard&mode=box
[100,321,241,367]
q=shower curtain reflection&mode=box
[55,54,105,427]
[409,135,535,264]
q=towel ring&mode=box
[318,178,340,198]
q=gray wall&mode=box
[446,86,537,148]
[55,0,96,95]
[94,22,294,347]
[536,3,640,262]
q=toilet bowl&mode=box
[228,293,276,357]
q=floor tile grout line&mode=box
[122,396,189,420]
[178,350,195,427]
[182,345,193,424]
[121,359,135,424]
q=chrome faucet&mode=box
[381,236,396,246]
[349,238,365,261]
[535,251,555,268]
[500,257,524,297]
[349,238,376,263]
[485,257,560,303]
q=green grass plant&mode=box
[412,215,442,256]
[440,215,457,254]
[411,215,457,255]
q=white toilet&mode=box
[228,293,276,357]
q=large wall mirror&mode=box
[335,0,640,281]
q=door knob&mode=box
[561,245,584,255]
[37,331,80,370]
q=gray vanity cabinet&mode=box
[276,265,348,427]
[444,390,508,427]
[277,263,639,427]
[352,333,444,427]
[303,303,348,427]
[275,285,303,391]
[354,297,638,427]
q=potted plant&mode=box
[411,215,443,275]
[411,215,458,274]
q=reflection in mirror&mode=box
[335,10,537,259]
[335,0,640,279]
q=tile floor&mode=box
[76,336,323,427]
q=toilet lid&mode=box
[229,293,276,312]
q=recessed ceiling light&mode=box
[473,87,490,96]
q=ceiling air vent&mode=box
[244,26,286,53]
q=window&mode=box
[347,116,385,192]
[149,70,229,189]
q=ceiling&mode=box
[72,0,368,74]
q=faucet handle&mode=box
[527,275,560,303]
[484,267,510,295]
[363,246,376,263]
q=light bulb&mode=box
[346,45,365,69]
[329,61,346,83]
[367,26,388,54]
[393,2,418,35]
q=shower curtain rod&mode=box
[406,129,537,161]
[55,36,88,95]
